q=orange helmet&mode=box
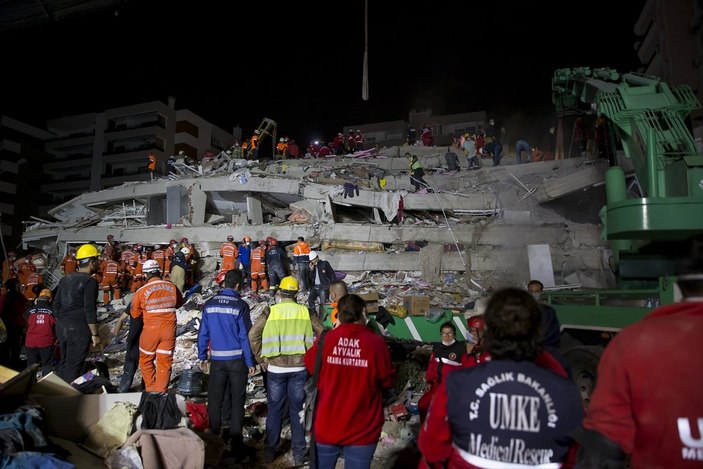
[467,315,486,331]
[216,270,227,285]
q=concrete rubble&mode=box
[6,146,621,467]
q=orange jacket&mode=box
[293,241,311,263]
[219,242,238,270]
[148,153,157,171]
[251,246,266,274]
[131,277,183,323]
[62,255,77,275]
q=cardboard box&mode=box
[404,295,430,316]
[358,292,380,313]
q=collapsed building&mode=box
[22,146,615,295]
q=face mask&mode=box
[530,292,541,301]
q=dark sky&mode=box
[2,1,646,146]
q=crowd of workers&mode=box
[0,232,701,469]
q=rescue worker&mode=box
[148,152,157,180]
[307,251,336,317]
[151,244,166,274]
[237,236,252,288]
[355,129,365,150]
[328,280,348,328]
[346,130,357,153]
[23,268,43,302]
[250,130,260,160]
[292,236,311,292]
[119,244,137,291]
[99,255,121,304]
[408,153,430,192]
[163,239,178,280]
[250,240,268,293]
[465,314,490,366]
[61,248,77,275]
[104,234,118,261]
[265,238,287,291]
[421,124,433,147]
[576,237,703,468]
[418,321,470,422]
[248,276,324,465]
[23,288,57,377]
[418,288,582,468]
[276,138,287,160]
[219,235,238,274]
[53,243,101,383]
[131,259,183,393]
[170,250,188,293]
[198,269,255,458]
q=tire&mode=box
[563,345,603,409]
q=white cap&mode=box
[309,251,319,261]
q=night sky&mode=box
[2,0,646,146]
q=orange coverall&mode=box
[250,245,268,292]
[131,277,183,393]
[100,259,122,304]
[219,242,238,271]
[61,254,77,275]
[152,248,166,274]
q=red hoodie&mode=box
[304,323,395,446]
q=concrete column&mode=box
[246,196,263,225]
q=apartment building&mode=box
[0,116,53,250]
[42,97,235,208]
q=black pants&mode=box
[56,321,91,383]
[411,169,428,191]
[0,324,24,370]
[297,263,311,292]
[208,359,248,443]
[307,286,329,317]
[26,346,54,376]
[119,315,143,392]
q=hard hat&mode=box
[243,236,251,243]
[170,239,177,245]
[254,130,261,135]
[227,235,234,242]
[467,315,486,331]
[76,244,100,260]
[154,244,161,250]
[309,251,319,261]
[107,234,114,241]
[142,259,161,273]
[39,288,53,300]
[279,137,285,142]
[279,276,299,292]
[216,270,227,285]
[180,247,190,255]
[181,237,189,244]
[356,129,361,133]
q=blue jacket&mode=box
[198,289,253,367]
[237,244,251,267]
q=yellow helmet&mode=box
[76,243,100,260]
[39,288,53,300]
[279,276,299,292]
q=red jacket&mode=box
[304,323,395,446]
[583,300,703,468]
[24,300,56,348]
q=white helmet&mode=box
[279,137,285,142]
[142,259,161,273]
[309,251,319,261]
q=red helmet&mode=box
[227,235,234,242]
[467,315,486,331]
[170,239,177,246]
[243,236,251,243]
[216,270,227,285]
[181,237,189,244]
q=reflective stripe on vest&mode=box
[434,356,462,366]
[261,302,313,358]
